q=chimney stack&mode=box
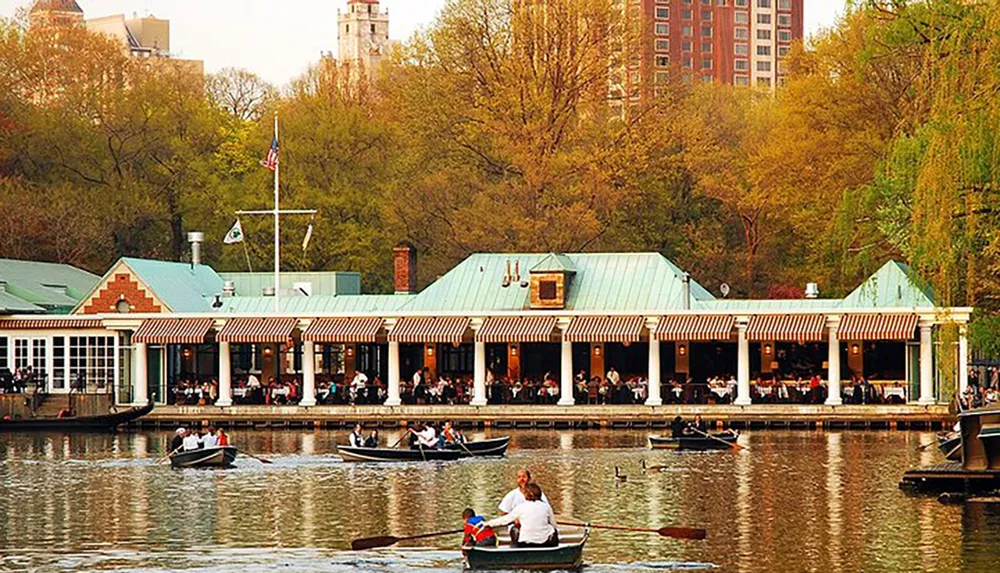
[393,242,418,294]
[805,283,820,299]
[681,272,691,310]
[187,232,204,268]
[222,280,236,297]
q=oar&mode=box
[688,426,743,451]
[916,432,952,451]
[557,521,706,541]
[351,528,463,551]
[390,428,413,449]
[158,446,181,464]
[241,449,274,464]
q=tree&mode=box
[207,67,277,122]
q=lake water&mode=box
[0,429,997,573]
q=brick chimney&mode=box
[393,242,417,294]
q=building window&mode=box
[756,45,772,56]
[735,42,749,55]
[682,40,692,51]
[735,0,747,5]
[655,23,669,35]
[778,14,791,27]
[778,30,792,42]
[702,57,712,69]
[734,59,748,71]
[778,45,790,57]
[735,27,748,40]
[756,60,772,72]
[757,0,771,7]
[701,26,712,37]
[14,338,28,371]
[682,9,692,19]
[53,336,65,390]
[656,39,670,51]
[778,0,791,9]
[0,336,7,371]
[701,10,712,20]
[682,25,693,36]
[370,24,376,34]
[655,71,671,84]
[702,74,713,83]
[682,55,692,68]
[69,336,116,390]
[31,339,46,380]
[757,76,772,87]
[682,72,693,84]
[757,29,772,40]
[735,12,748,23]
[656,7,669,18]
[701,41,713,52]
[656,55,670,67]
[735,75,749,86]
[345,24,349,34]
[702,0,711,5]
[757,14,771,24]
[682,0,692,4]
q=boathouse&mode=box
[0,244,973,414]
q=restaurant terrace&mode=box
[0,244,972,422]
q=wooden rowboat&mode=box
[463,524,589,571]
[937,432,962,461]
[338,436,510,463]
[648,433,738,451]
[170,446,239,468]
[0,401,153,432]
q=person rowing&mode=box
[170,428,185,453]
[484,483,558,548]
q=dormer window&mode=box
[528,253,576,310]
[539,280,557,301]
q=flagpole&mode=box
[273,112,280,313]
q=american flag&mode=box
[260,136,279,171]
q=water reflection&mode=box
[0,429,992,572]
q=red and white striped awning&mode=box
[564,316,645,343]
[216,318,298,343]
[302,317,383,343]
[476,316,557,343]
[839,314,918,340]
[0,319,102,330]
[388,317,470,344]
[133,318,214,344]
[746,314,826,342]
[656,315,734,341]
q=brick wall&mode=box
[82,272,161,314]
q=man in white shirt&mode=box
[499,468,550,514]
[486,483,558,547]
[415,424,437,448]
[348,423,365,448]
[182,430,202,451]
[606,367,620,386]
[202,427,219,448]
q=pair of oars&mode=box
[157,445,273,464]
[350,520,706,551]
[686,426,745,451]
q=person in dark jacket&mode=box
[169,428,185,453]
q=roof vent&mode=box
[222,281,236,297]
[187,231,204,267]
[805,283,820,299]
[681,273,691,310]
[262,286,276,297]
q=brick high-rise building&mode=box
[638,0,804,94]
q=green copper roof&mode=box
[404,253,714,313]
[842,261,935,308]
[218,294,414,314]
[218,272,361,297]
[530,253,577,274]
[121,258,225,313]
[0,258,98,314]
[698,299,842,311]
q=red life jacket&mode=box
[464,517,496,543]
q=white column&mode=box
[558,338,574,406]
[958,325,969,397]
[735,322,751,405]
[918,323,935,404]
[825,321,842,406]
[385,341,401,406]
[300,341,317,406]
[216,341,232,406]
[471,341,488,406]
[134,342,148,405]
[646,337,662,406]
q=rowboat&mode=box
[338,436,510,463]
[937,432,962,461]
[463,524,589,571]
[0,401,153,432]
[169,446,239,468]
[648,433,738,450]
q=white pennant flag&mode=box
[302,222,314,252]
[223,219,244,244]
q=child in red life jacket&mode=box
[462,508,498,547]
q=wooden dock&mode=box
[132,403,952,431]
[899,462,1000,494]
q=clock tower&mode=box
[337,0,391,76]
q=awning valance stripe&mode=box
[656,315,734,341]
[302,317,383,343]
[388,317,470,344]
[838,314,918,340]
[216,318,298,343]
[133,318,214,344]
[477,316,557,343]
[0,319,102,330]
[564,316,645,343]
[746,314,826,342]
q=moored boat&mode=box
[170,446,239,468]
[648,433,737,450]
[463,524,589,571]
[937,431,962,461]
[338,436,511,463]
[0,401,153,432]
